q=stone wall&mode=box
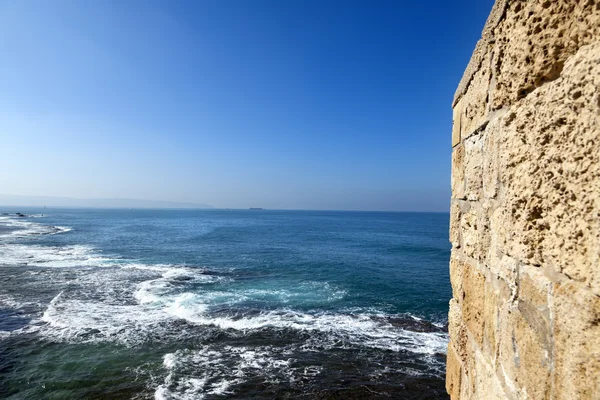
[447,1,600,399]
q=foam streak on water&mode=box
[0,210,451,399]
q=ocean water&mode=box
[0,208,451,399]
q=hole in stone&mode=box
[518,88,533,99]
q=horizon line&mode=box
[0,204,450,213]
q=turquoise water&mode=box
[0,209,450,399]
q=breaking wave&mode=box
[0,214,449,398]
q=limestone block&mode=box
[457,51,493,141]
[488,202,510,261]
[452,144,465,200]
[461,262,486,348]
[450,202,462,248]
[446,344,463,400]
[486,251,518,303]
[518,265,551,311]
[496,303,551,400]
[482,282,499,361]
[460,210,478,260]
[552,281,600,400]
[489,0,600,109]
[453,0,509,106]
[496,301,519,394]
[463,132,484,202]
[456,334,510,400]
[459,341,477,400]
[516,266,553,398]
[512,309,552,400]
[449,251,464,299]
[471,346,510,400]
[459,204,491,263]
[482,120,500,199]
[448,298,469,365]
[453,100,463,147]
[496,41,600,294]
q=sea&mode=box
[0,208,451,399]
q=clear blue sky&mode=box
[0,0,494,211]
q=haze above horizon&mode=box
[1,0,494,212]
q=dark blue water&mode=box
[0,208,450,399]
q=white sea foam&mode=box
[2,239,447,356]
[167,293,209,320]
[38,277,447,356]
[0,243,110,268]
[32,264,217,345]
[40,291,170,345]
[154,335,446,398]
[154,346,298,399]
[137,275,444,354]
[0,217,70,239]
[0,214,449,391]
[16,245,446,354]
[173,309,448,355]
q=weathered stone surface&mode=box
[552,281,600,400]
[453,0,509,106]
[452,101,462,147]
[511,266,553,399]
[489,0,600,109]
[446,344,463,400]
[448,1,600,399]
[461,262,486,348]
[451,144,465,200]
[456,51,493,141]
[482,120,500,199]
[462,132,484,202]
[455,0,600,110]
[497,41,600,294]
[495,300,520,396]
[449,252,464,299]
[482,281,499,360]
[450,202,462,248]
[459,203,491,262]
[512,307,552,400]
[518,265,551,311]
[485,252,518,303]
[459,210,478,260]
[448,298,469,366]
[470,347,510,400]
